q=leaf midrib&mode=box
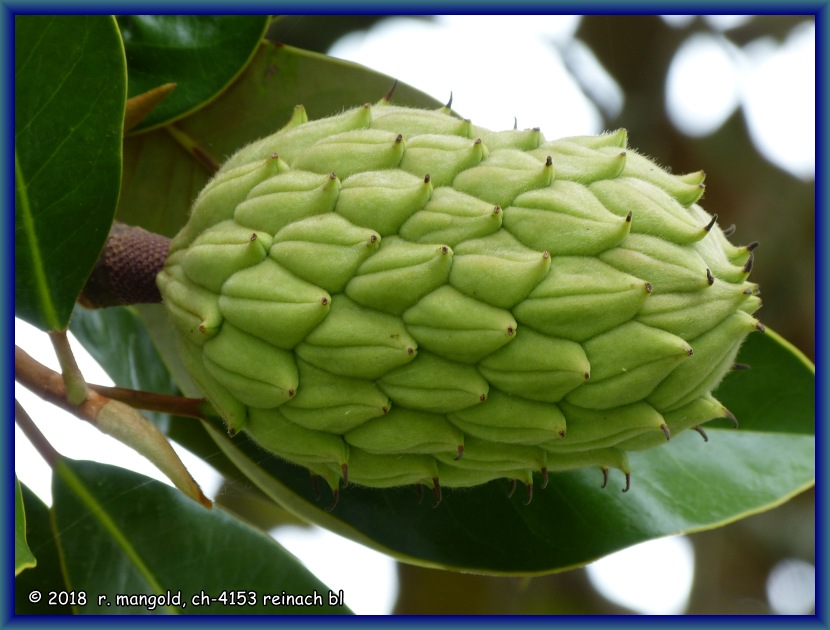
[15,150,59,330]
[55,459,178,614]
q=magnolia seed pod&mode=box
[547,400,668,452]
[292,128,407,178]
[530,139,627,183]
[599,232,713,293]
[615,149,706,206]
[156,262,222,344]
[372,103,473,137]
[223,103,373,170]
[345,407,464,458]
[377,351,489,413]
[402,285,517,363]
[512,256,652,341]
[335,169,433,236]
[158,101,763,499]
[448,230,550,309]
[616,394,730,451]
[345,237,453,315]
[179,220,272,293]
[295,295,417,379]
[565,321,693,409]
[280,360,390,433]
[474,126,543,151]
[504,179,631,255]
[398,134,488,187]
[246,407,348,472]
[170,154,289,252]
[452,148,554,208]
[347,448,440,489]
[476,328,589,402]
[589,177,708,245]
[435,437,546,479]
[202,323,298,409]
[269,213,381,293]
[218,258,331,349]
[448,389,567,445]
[399,186,504,246]
[234,170,341,235]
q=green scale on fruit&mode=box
[158,92,763,506]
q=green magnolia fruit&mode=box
[158,95,763,506]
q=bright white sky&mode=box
[14,15,815,615]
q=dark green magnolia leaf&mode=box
[15,477,36,576]
[714,328,814,435]
[69,306,179,428]
[15,15,126,331]
[51,459,352,615]
[15,483,72,615]
[117,41,443,237]
[183,329,815,575]
[118,15,269,131]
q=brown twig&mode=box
[15,345,107,420]
[15,344,212,508]
[86,383,213,420]
[14,399,60,468]
[15,345,213,422]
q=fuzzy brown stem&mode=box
[79,222,171,309]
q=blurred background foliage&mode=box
[261,14,815,614]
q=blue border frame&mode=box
[4,3,826,627]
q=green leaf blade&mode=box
[52,459,352,615]
[15,476,37,576]
[15,15,127,331]
[714,327,815,435]
[118,15,270,131]
[15,483,73,614]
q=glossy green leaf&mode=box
[51,459,352,614]
[117,41,443,237]
[15,15,127,331]
[118,16,269,131]
[15,483,72,615]
[714,327,814,435]
[69,306,179,428]
[15,477,36,576]
[181,329,814,575]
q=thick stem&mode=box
[78,222,171,309]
